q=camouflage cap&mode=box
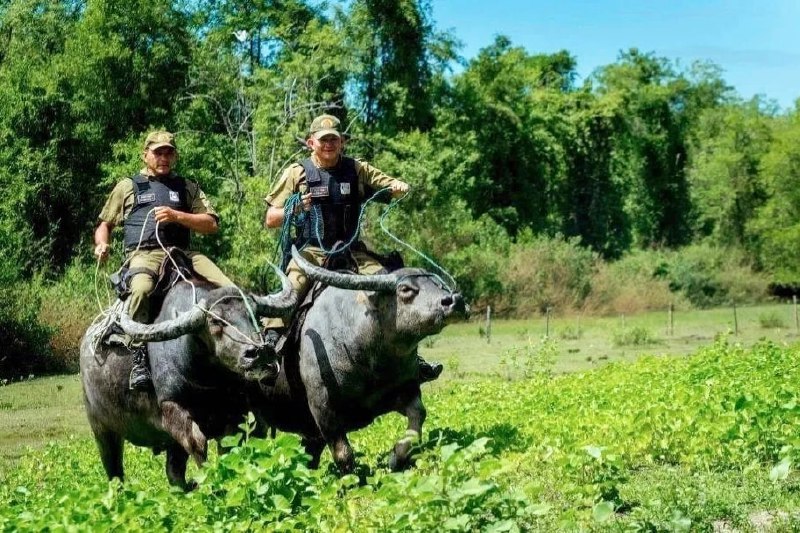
[308,114,341,139]
[144,131,177,151]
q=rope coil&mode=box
[275,186,458,292]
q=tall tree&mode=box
[344,0,449,138]
[596,49,695,249]
[687,99,772,248]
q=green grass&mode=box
[4,304,800,529]
[2,302,797,469]
[421,301,800,376]
[0,374,85,471]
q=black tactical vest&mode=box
[297,157,361,248]
[123,174,191,251]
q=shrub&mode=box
[758,311,787,329]
[611,326,659,347]
[660,244,770,308]
[0,283,57,380]
[583,252,683,316]
[495,233,597,317]
[37,259,99,371]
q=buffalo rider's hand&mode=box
[94,243,110,263]
[391,180,410,198]
[294,192,312,214]
[154,206,181,225]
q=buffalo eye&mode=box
[397,283,418,300]
[208,317,224,336]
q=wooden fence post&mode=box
[668,302,674,336]
[733,301,738,335]
[794,295,798,332]
[545,307,551,338]
[485,305,492,344]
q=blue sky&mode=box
[430,0,800,110]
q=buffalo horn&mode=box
[119,302,207,342]
[252,264,297,317]
[291,245,397,292]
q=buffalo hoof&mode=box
[388,450,413,472]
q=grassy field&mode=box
[423,301,800,375]
[2,322,800,529]
[1,302,797,471]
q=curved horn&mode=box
[252,264,297,317]
[118,302,207,342]
[291,245,398,292]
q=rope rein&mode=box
[93,208,266,348]
[276,186,459,292]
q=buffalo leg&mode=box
[389,390,426,471]
[93,429,124,481]
[160,400,207,466]
[329,434,355,473]
[301,436,326,469]
[165,444,195,490]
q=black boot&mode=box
[418,356,443,383]
[129,344,152,391]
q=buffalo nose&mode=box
[241,347,262,370]
[442,292,468,316]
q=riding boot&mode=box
[418,355,443,383]
[129,344,152,391]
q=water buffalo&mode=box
[80,267,295,488]
[249,246,468,472]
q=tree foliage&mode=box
[0,0,798,371]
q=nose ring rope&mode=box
[94,208,266,340]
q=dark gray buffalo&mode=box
[80,268,295,488]
[250,246,468,472]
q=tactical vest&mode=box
[296,157,361,249]
[123,174,191,251]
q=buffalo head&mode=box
[291,246,468,338]
[118,264,296,380]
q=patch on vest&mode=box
[340,183,351,195]
[137,193,156,204]
[310,186,329,197]
[169,191,180,203]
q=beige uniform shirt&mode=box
[98,170,218,226]
[265,155,399,208]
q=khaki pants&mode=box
[126,248,234,323]
[262,246,383,329]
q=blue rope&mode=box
[276,187,393,263]
[275,187,459,292]
[378,194,459,291]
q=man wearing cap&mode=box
[262,113,443,383]
[94,130,235,390]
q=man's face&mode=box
[143,146,177,176]
[307,134,342,165]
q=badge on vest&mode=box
[137,193,156,204]
[169,191,180,203]
[340,183,351,195]
[310,186,329,197]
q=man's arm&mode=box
[94,221,114,262]
[265,193,312,229]
[154,207,219,234]
[357,160,410,198]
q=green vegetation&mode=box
[3,336,800,529]
[0,0,798,380]
[0,0,798,528]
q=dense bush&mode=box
[659,244,770,307]
[0,284,57,380]
[493,233,597,317]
